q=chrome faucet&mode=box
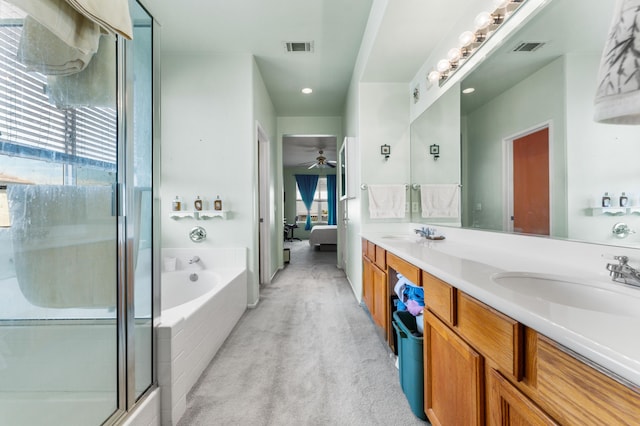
[606,255,640,287]
[189,256,200,264]
[414,226,435,239]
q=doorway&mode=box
[257,124,271,285]
[504,125,551,235]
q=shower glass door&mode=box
[0,1,155,424]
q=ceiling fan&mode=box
[308,150,336,169]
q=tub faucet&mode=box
[189,256,200,264]
[606,255,640,288]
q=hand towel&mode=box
[420,184,460,218]
[65,0,133,40]
[17,16,94,76]
[9,0,101,55]
[367,184,406,219]
[594,0,640,124]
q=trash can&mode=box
[392,310,427,421]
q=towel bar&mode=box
[360,183,409,190]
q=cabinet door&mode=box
[362,256,374,315]
[372,263,387,331]
[488,368,558,426]
[424,311,484,426]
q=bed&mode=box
[308,224,337,248]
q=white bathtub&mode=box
[158,248,247,426]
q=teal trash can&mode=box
[392,310,427,421]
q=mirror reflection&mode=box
[411,0,640,248]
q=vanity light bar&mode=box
[426,0,527,88]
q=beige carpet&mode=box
[177,240,428,425]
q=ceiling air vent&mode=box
[512,41,546,52]
[284,41,314,53]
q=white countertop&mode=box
[361,226,640,390]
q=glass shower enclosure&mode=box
[0,1,157,424]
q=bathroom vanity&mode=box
[361,228,640,424]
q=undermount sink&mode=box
[381,235,416,241]
[490,272,640,317]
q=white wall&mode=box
[360,83,411,223]
[161,52,275,306]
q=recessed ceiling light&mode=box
[462,87,475,94]
[302,88,313,94]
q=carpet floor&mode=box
[177,240,428,426]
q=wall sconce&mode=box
[381,144,391,160]
[430,144,440,161]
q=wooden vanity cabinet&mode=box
[361,239,388,334]
[488,368,558,426]
[424,310,484,426]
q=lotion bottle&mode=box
[172,196,182,211]
[620,192,628,207]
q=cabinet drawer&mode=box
[422,271,456,326]
[387,252,421,286]
[374,245,386,270]
[457,292,523,380]
[366,240,376,260]
[537,337,640,425]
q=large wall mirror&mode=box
[411,0,640,248]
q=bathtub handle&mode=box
[189,226,207,243]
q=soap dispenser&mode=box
[602,192,611,208]
[214,195,222,211]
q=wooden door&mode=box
[513,128,549,235]
[424,311,484,426]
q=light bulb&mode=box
[474,11,493,30]
[458,31,476,47]
[493,0,511,9]
[427,70,441,83]
[447,47,462,62]
[436,59,451,73]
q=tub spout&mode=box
[189,256,200,264]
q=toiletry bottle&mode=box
[620,192,628,207]
[214,195,222,211]
[172,196,182,211]
[602,192,611,208]
[194,196,203,211]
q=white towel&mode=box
[594,0,640,124]
[9,0,101,55]
[17,16,94,76]
[65,0,133,40]
[47,34,116,107]
[420,184,460,218]
[367,184,406,219]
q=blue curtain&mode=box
[327,174,337,225]
[295,174,319,230]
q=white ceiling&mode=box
[145,0,477,166]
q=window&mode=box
[0,23,117,186]
[296,176,328,223]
